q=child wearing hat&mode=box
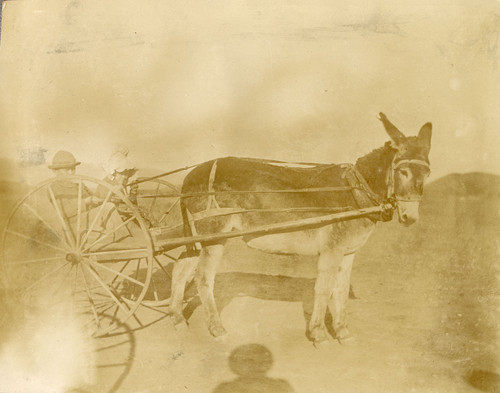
[48,150,130,244]
[97,149,139,207]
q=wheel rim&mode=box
[1,175,153,337]
[136,178,185,307]
[136,177,180,227]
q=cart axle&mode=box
[65,253,81,265]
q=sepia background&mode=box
[0,1,499,392]
[0,0,499,181]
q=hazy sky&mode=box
[0,0,499,182]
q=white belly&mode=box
[244,221,375,256]
[245,230,321,255]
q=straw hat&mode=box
[48,150,80,169]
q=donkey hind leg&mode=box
[195,243,226,337]
[328,253,355,344]
[169,256,199,327]
[309,249,343,346]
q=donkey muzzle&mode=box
[396,200,420,226]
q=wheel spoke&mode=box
[165,198,180,216]
[88,258,146,288]
[41,263,74,304]
[72,263,79,295]
[82,248,148,258]
[70,265,79,315]
[77,299,115,314]
[79,189,113,251]
[6,229,70,254]
[82,216,136,252]
[76,179,83,249]
[81,301,116,331]
[79,264,101,329]
[5,255,65,266]
[131,310,144,328]
[88,291,119,299]
[111,259,131,286]
[24,261,71,293]
[154,256,172,280]
[96,302,116,314]
[159,198,180,225]
[151,272,160,302]
[81,261,130,315]
[162,252,179,262]
[139,302,170,314]
[22,203,65,245]
[47,184,77,249]
[73,284,104,295]
[134,258,141,282]
[3,175,153,339]
[149,182,161,212]
[112,303,120,320]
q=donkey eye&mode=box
[399,169,409,177]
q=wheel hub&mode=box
[65,252,81,265]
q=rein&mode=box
[132,156,432,221]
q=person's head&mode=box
[112,168,137,186]
[105,153,136,185]
[113,143,129,157]
[48,150,80,176]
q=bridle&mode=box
[386,156,430,203]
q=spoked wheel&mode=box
[135,178,190,307]
[141,252,197,308]
[1,175,153,337]
[136,177,181,227]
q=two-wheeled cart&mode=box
[1,165,393,336]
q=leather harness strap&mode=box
[206,160,221,210]
[341,164,394,222]
[184,157,429,229]
[392,159,430,170]
[386,157,430,202]
[341,164,382,209]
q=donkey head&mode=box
[379,112,432,226]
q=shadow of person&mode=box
[212,344,296,393]
[467,369,500,393]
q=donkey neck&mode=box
[354,142,396,199]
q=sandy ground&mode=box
[90,193,499,393]
[1,181,499,393]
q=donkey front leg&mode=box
[309,248,343,346]
[328,253,355,344]
[195,243,227,337]
[169,256,198,327]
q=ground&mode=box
[1,177,499,393]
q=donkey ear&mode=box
[417,122,432,152]
[378,112,406,147]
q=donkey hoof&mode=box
[215,333,228,343]
[209,324,227,338]
[173,319,188,332]
[338,335,356,346]
[336,328,356,345]
[313,339,331,350]
[309,327,328,345]
[170,313,188,331]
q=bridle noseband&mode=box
[386,157,430,203]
